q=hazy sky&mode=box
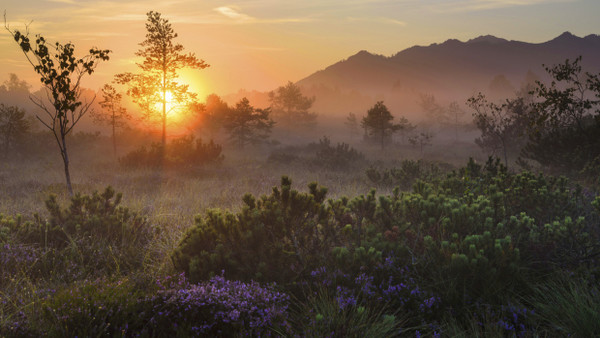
[2,0,599,97]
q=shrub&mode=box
[366,159,447,190]
[313,136,366,170]
[40,274,290,337]
[172,176,332,283]
[120,135,223,168]
[8,187,154,280]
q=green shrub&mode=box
[9,187,154,280]
[172,176,333,283]
[366,159,447,190]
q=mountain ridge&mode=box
[293,32,600,116]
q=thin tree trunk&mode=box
[60,135,73,196]
[112,121,117,158]
[162,100,167,148]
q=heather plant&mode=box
[39,273,290,337]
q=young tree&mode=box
[0,104,31,157]
[468,93,528,167]
[395,115,415,145]
[195,94,230,139]
[5,20,110,195]
[418,93,448,123]
[448,101,466,141]
[90,84,131,157]
[345,112,359,139]
[408,131,433,156]
[521,56,600,173]
[269,81,316,129]
[224,97,274,149]
[116,11,208,148]
[361,101,400,150]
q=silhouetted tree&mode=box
[269,81,316,129]
[448,101,466,141]
[361,101,400,150]
[345,112,359,139]
[116,11,208,148]
[521,56,600,173]
[224,98,274,149]
[468,93,529,166]
[0,104,30,157]
[199,94,230,139]
[395,115,415,144]
[418,93,448,123]
[408,131,433,156]
[90,84,131,157]
[5,20,110,195]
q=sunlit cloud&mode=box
[347,16,407,26]
[213,5,313,24]
[215,6,254,22]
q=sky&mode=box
[1,0,600,98]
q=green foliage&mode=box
[530,274,600,336]
[522,56,600,175]
[40,277,146,337]
[287,289,402,337]
[223,97,274,149]
[0,104,31,157]
[269,81,316,129]
[366,159,447,190]
[9,187,153,279]
[361,101,400,149]
[173,176,331,283]
[467,94,529,166]
[38,274,290,337]
[120,134,223,168]
[6,21,111,195]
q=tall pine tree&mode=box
[116,11,208,148]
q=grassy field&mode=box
[3,134,597,336]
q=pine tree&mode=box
[116,11,208,148]
[224,98,274,149]
[90,84,131,157]
[361,101,400,150]
[269,81,316,129]
[0,104,30,157]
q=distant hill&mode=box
[295,32,600,119]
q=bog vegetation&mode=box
[1,11,600,337]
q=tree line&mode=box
[4,10,600,195]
